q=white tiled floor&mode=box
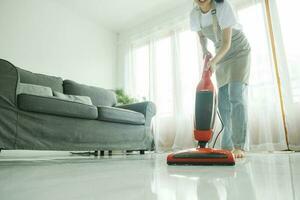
[0,151,299,200]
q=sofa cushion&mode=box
[53,91,93,106]
[18,94,98,119]
[63,80,117,107]
[17,68,63,93]
[18,83,53,97]
[97,106,145,125]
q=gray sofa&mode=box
[0,59,156,153]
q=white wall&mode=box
[0,0,117,89]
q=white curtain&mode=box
[118,0,299,152]
[270,0,300,151]
[235,0,287,151]
[128,30,202,152]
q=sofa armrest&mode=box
[0,59,19,106]
[116,101,156,126]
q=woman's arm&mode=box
[208,27,232,71]
[197,31,211,58]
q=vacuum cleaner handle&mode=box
[197,54,214,92]
[204,54,212,67]
[203,55,213,77]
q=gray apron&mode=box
[198,3,251,88]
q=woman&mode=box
[190,0,251,158]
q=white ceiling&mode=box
[54,0,191,33]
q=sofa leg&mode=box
[108,150,112,155]
[140,150,145,155]
[100,150,105,156]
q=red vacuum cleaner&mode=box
[167,55,235,166]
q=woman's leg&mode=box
[218,84,233,150]
[228,82,248,151]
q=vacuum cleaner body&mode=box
[194,70,216,146]
[167,56,235,166]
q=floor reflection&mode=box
[0,151,299,200]
[152,153,300,200]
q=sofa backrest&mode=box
[17,68,63,93]
[63,80,117,107]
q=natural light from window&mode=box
[154,37,173,116]
[276,0,300,103]
[133,45,149,101]
[237,2,274,86]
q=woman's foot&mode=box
[232,148,245,158]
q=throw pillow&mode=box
[53,91,93,106]
[18,83,53,97]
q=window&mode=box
[275,0,300,103]
[237,1,274,86]
[131,32,201,117]
[132,45,150,101]
[154,36,174,115]
[178,30,201,114]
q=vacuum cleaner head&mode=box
[167,148,235,166]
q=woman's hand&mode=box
[205,58,217,72]
[203,51,212,59]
